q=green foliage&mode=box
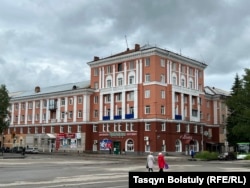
[226,69,250,145]
[0,84,11,134]
[244,155,250,160]
[195,151,219,160]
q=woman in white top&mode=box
[146,152,155,172]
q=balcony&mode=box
[103,116,110,120]
[114,115,122,120]
[125,113,134,119]
[175,115,182,120]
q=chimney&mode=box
[135,44,140,51]
[94,56,100,61]
[35,86,40,93]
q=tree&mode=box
[226,69,250,145]
[0,84,11,138]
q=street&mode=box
[0,154,249,188]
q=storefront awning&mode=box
[43,134,56,139]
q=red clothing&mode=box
[158,154,166,169]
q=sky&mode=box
[0,0,249,93]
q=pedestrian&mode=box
[158,152,166,172]
[146,152,155,172]
[190,149,195,159]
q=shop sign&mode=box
[109,132,126,137]
[66,133,75,139]
[180,134,192,140]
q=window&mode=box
[145,105,150,114]
[94,82,99,89]
[28,127,31,134]
[20,127,23,134]
[161,90,165,99]
[61,112,65,119]
[21,103,25,110]
[186,124,190,133]
[21,115,24,122]
[145,58,150,66]
[194,125,198,133]
[189,81,193,89]
[118,63,123,71]
[116,93,122,101]
[51,126,54,133]
[127,91,134,101]
[161,106,165,115]
[106,109,110,116]
[94,68,98,76]
[145,90,150,98]
[114,124,117,132]
[160,74,165,83]
[68,125,71,133]
[107,65,112,73]
[118,77,123,86]
[28,102,33,109]
[15,103,19,110]
[118,108,122,116]
[172,76,177,85]
[78,96,83,104]
[69,98,73,105]
[105,94,111,103]
[181,65,186,73]
[172,62,177,71]
[126,139,134,152]
[103,124,106,132]
[43,100,47,108]
[161,122,166,131]
[35,101,40,108]
[35,114,39,121]
[77,125,81,132]
[78,110,82,118]
[93,124,97,132]
[129,107,134,114]
[94,96,98,104]
[107,80,112,88]
[145,74,150,82]
[129,75,135,84]
[68,111,73,119]
[28,114,32,121]
[60,126,64,133]
[176,124,180,132]
[175,140,181,152]
[181,78,185,87]
[160,59,165,67]
[145,122,151,131]
[126,123,134,131]
[61,98,65,106]
[94,110,98,118]
[42,126,45,133]
[129,61,134,69]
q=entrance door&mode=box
[113,141,121,155]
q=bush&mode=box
[195,151,219,160]
[244,155,250,160]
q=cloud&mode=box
[0,0,249,92]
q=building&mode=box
[4,44,221,155]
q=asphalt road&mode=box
[0,154,249,188]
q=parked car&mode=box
[218,152,237,160]
[25,147,39,154]
[10,146,24,153]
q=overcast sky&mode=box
[0,0,249,93]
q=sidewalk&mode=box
[1,151,191,161]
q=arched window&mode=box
[126,139,134,152]
[175,139,182,152]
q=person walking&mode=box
[146,152,155,172]
[158,152,166,172]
